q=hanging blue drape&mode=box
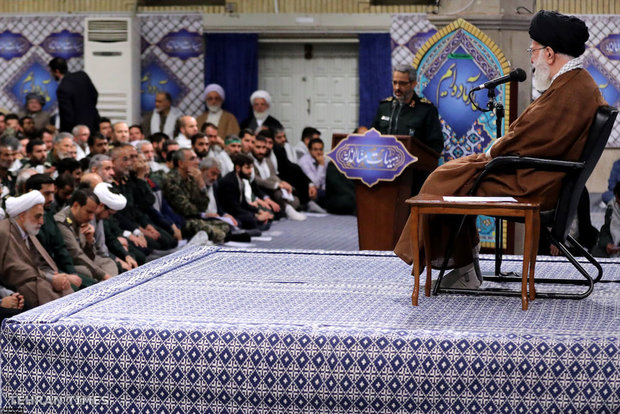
[358,33,393,128]
[204,33,258,125]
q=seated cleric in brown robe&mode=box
[0,191,75,308]
[394,10,607,288]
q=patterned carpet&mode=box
[2,247,619,412]
[230,213,359,251]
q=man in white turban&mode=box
[0,190,74,308]
[195,83,240,141]
[240,90,284,134]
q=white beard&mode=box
[532,53,552,92]
[207,104,222,114]
[24,220,41,236]
[254,110,268,121]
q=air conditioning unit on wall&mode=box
[84,17,140,125]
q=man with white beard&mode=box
[394,10,607,289]
[0,190,74,307]
[240,90,284,133]
[195,84,240,141]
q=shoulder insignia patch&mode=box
[419,97,432,104]
[66,217,72,225]
[381,96,394,103]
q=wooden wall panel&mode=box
[0,0,617,14]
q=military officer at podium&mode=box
[371,64,444,154]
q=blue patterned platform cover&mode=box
[1,247,620,413]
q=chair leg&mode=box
[543,235,594,300]
[495,217,503,276]
[565,235,603,283]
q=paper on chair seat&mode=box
[443,196,518,202]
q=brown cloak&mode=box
[394,68,607,267]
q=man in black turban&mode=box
[394,10,606,289]
[527,10,590,92]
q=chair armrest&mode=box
[470,156,585,195]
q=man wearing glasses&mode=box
[371,64,444,154]
[394,10,606,289]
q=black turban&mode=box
[25,92,45,106]
[528,10,589,58]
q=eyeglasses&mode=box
[526,46,546,56]
[392,80,412,87]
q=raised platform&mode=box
[1,247,619,412]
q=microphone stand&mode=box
[468,85,506,275]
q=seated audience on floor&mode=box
[80,131,109,170]
[56,157,83,182]
[42,125,56,151]
[202,122,225,157]
[0,141,16,196]
[89,154,115,184]
[252,134,306,221]
[19,115,37,140]
[217,153,273,230]
[298,137,328,208]
[25,174,84,288]
[53,173,75,213]
[18,92,50,132]
[72,124,90,160]
[142,91,182,138]
[111,121,130,146]
[260,129,323,213]
[241,90,283,133]
[15,168,37,195]
[0,190,74,308]
[196,84,240,141]
[161,148,232,243]
[191,132,210,160]
[217,134,242,176]
[20,138,51,174]
[129,124,145,143]
[602,158,620,205]
[48,132,74,165]
[99,117,113,140]
[110,144,177,253]
[55,188,118,282]
[325,161,356,215]
[593,182,620,258]
[175,115,198,149]
[273,127,297,163]
[294,126,320,161]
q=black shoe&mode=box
[225,231,251,243]
[245,229,262,237]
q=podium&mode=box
[332,134,440,251]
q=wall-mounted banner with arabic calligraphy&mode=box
[0,30,31,60]
[139,15,204,117]
[327,129,417,187]
[157,29,203,61]
[405,18,510,248]
[577,15,620,147]
[412,19,511,163]
[7,58,57,112]
[41,30,83,60]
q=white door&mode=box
[258,42,359,151]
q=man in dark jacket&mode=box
[49,57,100,133]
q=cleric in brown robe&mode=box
[394,10,607,288]
[0,191,75,308]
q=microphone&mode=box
[470,68,527,92]
[388,99,399,134]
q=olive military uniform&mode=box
[371,93,444,154]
